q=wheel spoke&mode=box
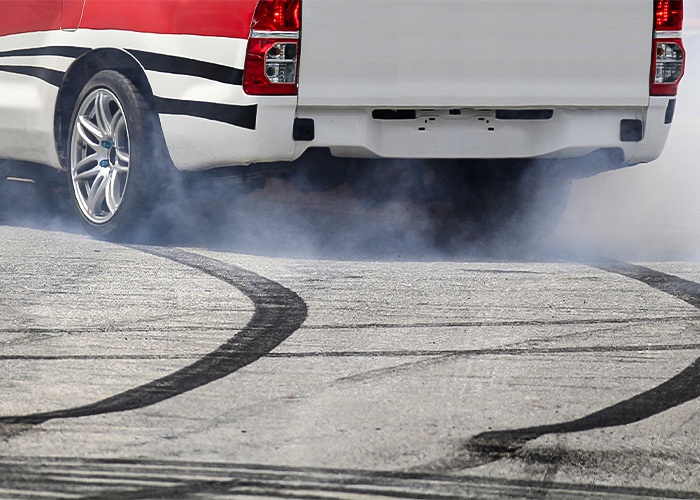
[74,153,98,173]
[115,149,130,165]
[112,164,129,174]
[86,171,108,215]
[113,116,129,159]
[105,174,119,213]
[78,116,102,147]
[94,92,111,137]
[74,165,101,181]
[110,109,123,139]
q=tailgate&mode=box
[298,0,654,108]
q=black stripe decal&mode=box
[0,46,245,87]
[0,46,88,59]
[154,96,257,130]
[128,49,244,86]
[0,65,63,86]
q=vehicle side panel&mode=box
[61,0,86,31]
[79,0,257,38]
[0,1,62,37]
[0,1,63,168]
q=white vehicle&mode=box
[0,0,686,241]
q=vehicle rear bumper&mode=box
[294,97,674,166]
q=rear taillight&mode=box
[655,0,683,31]
[651,39,685,95]
[651,0,684,96]
[243,0,300,95]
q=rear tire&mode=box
[67,70,171,241]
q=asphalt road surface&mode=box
[3,177,700,500]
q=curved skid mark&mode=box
[467,357,700,451]
[603,262,700,310]
[437,262,700,471]
[0,246,307,425]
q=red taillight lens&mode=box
[244,39,298,95]
[651,38,685,95]
[655,0,683,31]
[251,0,300,31]
[244,0,300,95]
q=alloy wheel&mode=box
[70,88,131,224]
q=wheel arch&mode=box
[53,48,161,170]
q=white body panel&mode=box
[298,0,654,108]
[0,31,76,169]
[160,96,297,171]
[0,72,61,168]
[294,97,673,165]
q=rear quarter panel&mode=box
[79,0,257,38]
[0,0,295,171]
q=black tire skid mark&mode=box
[0,246,307,425]
[435,262,700,470]
[2,457,698,500]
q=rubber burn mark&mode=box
[0,246,307,425]
[430,261,700,471]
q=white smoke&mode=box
[550,12,700,261]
